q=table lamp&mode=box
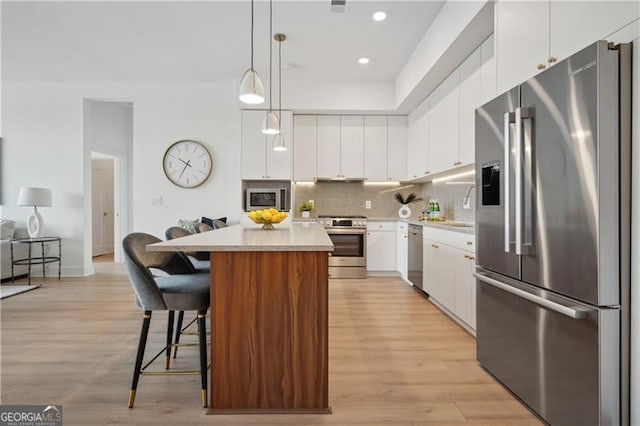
[17,187,53,238]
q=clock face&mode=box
[162,140,213,188]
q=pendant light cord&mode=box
[269,0,273,110]
[278,39,282,130]
[250,0,254,69]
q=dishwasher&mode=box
[408,224,424,293]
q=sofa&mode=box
[1,220,28,281]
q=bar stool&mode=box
[123,232,209,408]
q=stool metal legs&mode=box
[165,311,174,369]
[128,310,208,408]
[128,311,152,408]
[197,310,208,408]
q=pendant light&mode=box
[262,0,280,134]
[273,33,287,151]
[239,0,264,104]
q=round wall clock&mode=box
[162,140,213,188]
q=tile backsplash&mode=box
[292,180,476,223]
[422,181,476,223]
[293,182,425,219]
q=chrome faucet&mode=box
[463,185,476,209]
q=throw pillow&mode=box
[0,219,16,240]
[201,216,227,228]
[211,219,228,230]
[178,218,199,234]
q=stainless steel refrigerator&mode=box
[474,40,631,425]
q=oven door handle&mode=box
[325,228,367,235]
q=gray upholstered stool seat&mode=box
[156,273,210,311]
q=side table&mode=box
[10,237,62,286]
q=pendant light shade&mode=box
[239,69,264,104]
[273,33,287,151]
[263,111,280,135]
[239,0,264,105]
[273,133,286,151]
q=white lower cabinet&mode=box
[423,227,476,331]
[453,248,476,330]
[423,238,455,310]
[366,222,396,272]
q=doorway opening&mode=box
[91,152,116,262]
[84,99,133,273]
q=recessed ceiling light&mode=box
[358,57,370,65]
[373,11,387,21]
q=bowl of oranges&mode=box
[248,209,288,230]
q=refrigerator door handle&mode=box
[474,271,591,319]
[504,112,515,253]
[515,107,533,255]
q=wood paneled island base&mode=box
[209,250,329,413]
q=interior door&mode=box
[519,41,620,306]
[474,88,520,280]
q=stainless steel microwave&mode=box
[246,188,287,211]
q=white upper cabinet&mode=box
[406,98,429,180]
[293,115,317,181]
[428,69,459,175]
[387,116,407,181]
[458,47,482,167]
[550,2,639,63]
[316,115,341,178]
[496,1,549,94]
[241,110,292,180]
[364,116,388,182]
[497,0,639,94]
[340,116,365,178]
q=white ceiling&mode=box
[1,1,445,83]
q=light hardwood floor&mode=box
[0,265,541,425]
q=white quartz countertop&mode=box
[148,223,334,252]
[366,217,475,235]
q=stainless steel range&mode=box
[317,215,367,279]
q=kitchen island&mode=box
[148,223,334,414]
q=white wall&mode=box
[1,80,242,276]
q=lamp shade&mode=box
[262,111,280,135]
[273,133,286,151]
[17,187,52,207]
[239,68,265,105]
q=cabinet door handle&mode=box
[453,161,462,166]
[466,241,473,246]
[537,63,546,70]
[431,244,439,249]
[464,254,476,260]
[424,171,431,175]
[547,56,557,64]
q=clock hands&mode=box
[177,159,192,182]
[178,157,192,168]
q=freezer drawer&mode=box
[475,270,620,426]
